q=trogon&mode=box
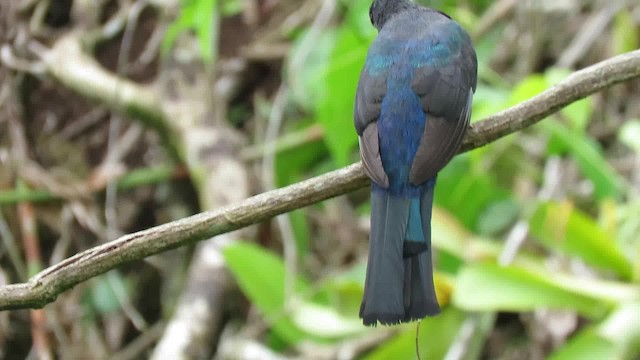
[354,0,477,326]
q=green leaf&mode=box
[431,207,544,273]
[274,124,326,187]
[288,209,310,259]
[548,328,616,360]
[289,30,339,109]
[561,97,593,132]
[162,0,218,63]
[435,154,509,231]
[221,0,242,16]
[91,271,128,314]
[541,121,625,199]
[291,302,364,338]
[315,26,372,166]
[193,0,217,63]
[162,8,193,56]
[453,264,611,318]
[272,124,327,259]
[529,202,632,279]
[599,302,640,358]
[550,302,640,360]
[508,74,547,106]
[316,272,365,316]
[223,242,311,344]
[363,308,467,360]
[613,11,639,55]
[476,199,519,236]
[619,120,640,153]
[343,0,377,38]
[470,83,510,121]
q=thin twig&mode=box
[0,212,28,281]
[0,50,638,311]
[102,2,158,332]
[60,106,109,139]
[287,0,336,103]
[109,321,165,360]
[0,165,187,205]
[416,320,422,360]
[105,0,146,241]
[471,0,517,40]
[261,85,298,310]
[240,123,324,161]
[555,2,624,69]
[18,188,53,360]
[0,45,46,74]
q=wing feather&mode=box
[409,84,474,185]
[408,22,476,186]
[360,124,389,188]
[354,71,386,135]
[355,66,389,188]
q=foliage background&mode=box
[0,0,639,359]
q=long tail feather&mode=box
[360,185,440,326]
[360,190,409,325]
[403,184,440,321]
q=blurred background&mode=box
[0,0,639,359]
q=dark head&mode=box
[369,0,412,30]
[369,0,451,30]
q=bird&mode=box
[354,0,477,326]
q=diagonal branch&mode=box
[0,50,639,311]
[461,49,640,151]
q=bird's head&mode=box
[369,0,412,30]
[369,0,450,31]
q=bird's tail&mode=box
[360,186,440,326]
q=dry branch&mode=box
[0,50,639,311]
[40,34,165,130]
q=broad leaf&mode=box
[363,308,467,360]
[454,264,613,318]
[542,121,626,200]
[529,202,632,279]
[223,242,312,344]
[549,302,640,360]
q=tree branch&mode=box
[461,49,640,151]
[1,50,639,311]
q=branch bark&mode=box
[460,49,640,151]
[0,50,639,311]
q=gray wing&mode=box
[354,69,389,188]
[354,68,386,135]
[408,33,477,186]
[409,90,473,185]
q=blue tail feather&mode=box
[404,197,428,256]
[406,198,424,242]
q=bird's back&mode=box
[363,10,468,197]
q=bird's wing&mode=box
[354,68,389,188]
[409,28,477,185]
